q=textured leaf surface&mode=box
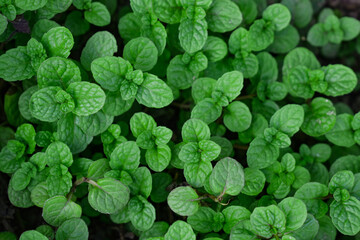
[168,186,200,216]
[41,27,74,58]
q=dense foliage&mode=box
[1,0,360,239]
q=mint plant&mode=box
[1,0,360,239]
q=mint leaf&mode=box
[165,221,196,240]
[88,177,130,214]
[123,37,158,71]
[56,218,88,240]
[84,2,110,27]
[168,186,200,216]
[41,27,74,58]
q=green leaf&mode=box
[184,161,212,188]
[118,13,141,42]
[214,71,244,103]
[41,27,74,58]
[167,55,197,90]
[282,47,320,77]
[329,170,354,193]
[179,18,207,54]
[57,113,93,154]
[267,25,300,54]
[0,140,25,174]
[242,168,266,196]
[110,141,140,171]
[278,197,307,231]
[41,0,72,14]
[340,17,360,41]
[130,112,157,138]
[103,91,134,116]
[140,221,169,240]
[8,182,33,208]
[283,65,314,99]
[91,56,130,91]
[179,142,201,163]
[330,155,360,177]
[247,137,279,169]
[80,31,118,71]
[128,196,156,231]
[66,82,106,116]
[232,53,259,79]
[0,14,7,36]
[307,23,328,47]
[77,110,114,136]
[167,186,200,216]
[224,101,252,132]
[30,182,49,207]
[228,27,249,55]
[289,214,319,240]
[322,64,357,97]
[37,57,81,89]
[248,19,275,51]
[88,177,130,214]
[270,104,304,137]
[129,167,152,198]
[182,118,210,142]
[84,2,110,27]
[56,218,89,240]
[222,206,251,234]
[136,73,173,108]
[150,173,172,203]
[206,0,242,33]
[0,46,35,82]
[187,207,221,233]
[203,36,228,62]
[250,205,286,238]
[32,19,60,41]
[301,97,336,137]
[42,196,82,227]
[123,37,158,71]
[146,145,171,172]
[315,215,337,240]
[164,221,196,240]
[15,123,36,154]
[294,182,329,200]
[153,127,173,146]
[15,0,47,10]
[198,140,221,161]
[65,11,90,36]
[281,0,313,28]
[29,86,63,122]
[191,98,222,124]
[330,197,360,235]
[19,230,48,240]
[209,157,245,196]
[263,3,291,31]
[87,158,110,181]
[229,220,256,240]
[184,158,212,188]
[325,114,355,147]
[46,172,72,197]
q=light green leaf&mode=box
[206,0,242,33]
[325,114,355,147]
[340,17,360,41]
[232,53,259,79]
[191,98,222,124]
[187,207,220,233]
[84,2,110,27]
[250,205,286,238]
[37,57,81,89]
[328,170,354,194]
[42,196,82,227]
[301,97,336,137]
[136,73,173,108]
[179,18,207,54]
[41,27,74,58]
[77,110,114,136]
[294,182,329,200]
[110,141,140,171]
[29,87,63,122]
[224,101,252,132]
[129,195,156,231]
[167,186,200,216]
[242,168,266,196]
[323,64,357,97]
[15,0,47,10]
[66,82,106,116]
[146,145,171,172]
[123,37,158,71]
[88,177,130,214]
[19,230,48,240]
[182,118,210,142]
[247,137,279,169]
[56,218,89,240]
[209,157,245,196]
[203,36,228,62]
[129,167,152,198]
[282,47,320,77]
[330,197,360,235]
[248,19,275,51]
[0,46,35,82]
[164,221,196,240]
[222,206,251,234]
[263,3,291,31]
[214,71,244,103]
[80,31,118,71]
[270,104,304,137]
[278,197,307,231]
[130,112,157,137]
